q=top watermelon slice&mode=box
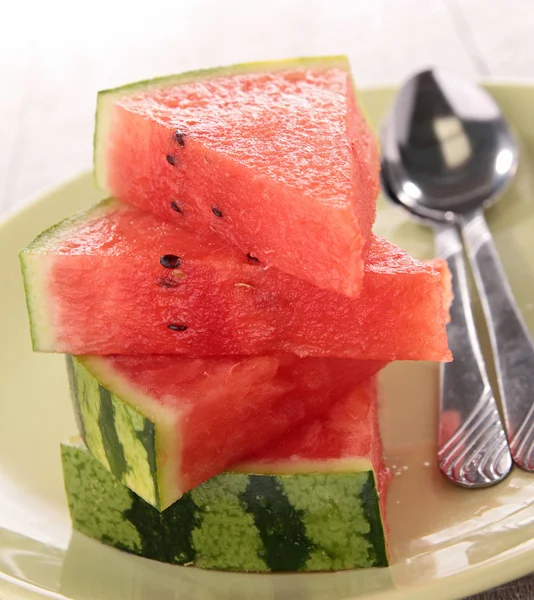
[94,57,379,298]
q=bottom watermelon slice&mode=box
[62,377,389,572]
[67,354,385,510]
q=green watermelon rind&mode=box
[62,438,389,572]
[19,199,122,352]
[66,354,182,511]
[94,55,350,191]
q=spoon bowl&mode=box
[382,69,518,222]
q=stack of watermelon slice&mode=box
[20,57,451,572]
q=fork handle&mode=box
[460,209,534,470]
[434,222,511,485]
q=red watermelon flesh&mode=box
[21,199,451,360]
[239,376,390,518]
[71,352,386,509]
[95,57,379,298]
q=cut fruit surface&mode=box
[62,377,389,571]
[95,57,379,297]
[67,353,386,509]
[20,199,451,360]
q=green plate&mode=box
[2,84,534,600]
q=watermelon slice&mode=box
[20,199,451,360]
[67,353,385,510]
[62,377,389,571]
[94,57,379,297]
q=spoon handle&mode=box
[434,223,511,486]
[460,209,534,471]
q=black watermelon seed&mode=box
[160,254,181,269]
[166,154,176,166]
[247,253,260,264]
[170,201,182,213]
[212,207,223,218]
[174,131,186,147]
[168,324,188,331]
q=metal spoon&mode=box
[381,162,512,487]
[381,68,534,483]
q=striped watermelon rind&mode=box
[62,438,388,572]
[66,355,178,510]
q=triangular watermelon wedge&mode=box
[20,199,451,360]
[94,57,379,298]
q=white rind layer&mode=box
[233,457,373,475]
[19,252,59,351]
